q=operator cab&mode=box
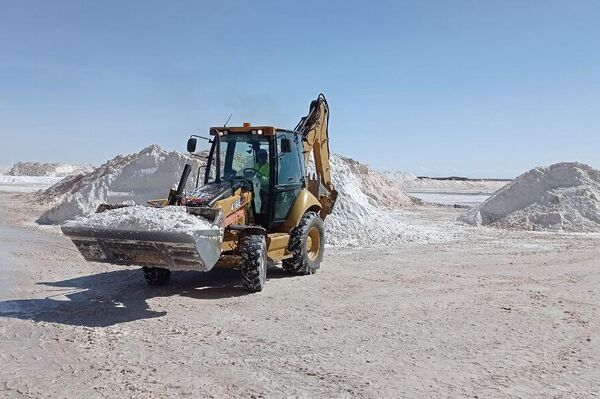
[187,125,305,228]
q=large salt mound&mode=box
[460,162,600,232]
[332,155,414,208]
[325,155,418,246]
[38,145,203,223]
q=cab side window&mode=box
[273,132,304,221]
[277,133,303,185]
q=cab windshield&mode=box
[206,134,270,184]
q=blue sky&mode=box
[1,1,599,178]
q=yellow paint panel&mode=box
[281,189,321,231]
[267,233,291,260]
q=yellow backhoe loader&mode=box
[62,94,337,291]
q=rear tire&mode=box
[282,212,325,275]
[240,235,267,292]
[142,267,171,286]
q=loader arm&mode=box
[295,93,338,216]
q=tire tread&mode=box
[240,235,267,292]
[282,212,324,275]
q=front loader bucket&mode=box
[61,225,222,272]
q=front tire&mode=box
[240,235,267,292]
[282,212,325,275]
[143,267,171,286]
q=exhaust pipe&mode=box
[168,163,192,205]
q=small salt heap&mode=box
[461,162,600,232]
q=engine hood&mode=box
[184,181,238,207]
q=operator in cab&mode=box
[253,149,270,186]
[252,148,270,214]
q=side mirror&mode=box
[187,137,197,153]
[281,138,292,153]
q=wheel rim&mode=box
[306,227,321,261]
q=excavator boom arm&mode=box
[295,94,338,216]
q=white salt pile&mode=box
[335,155,414,208]
[8,162,93,177]
[323,155,441,246]
[63,205,217,234]
[460,162,600,232]
[37,145,203,224]
[380,169,418,183]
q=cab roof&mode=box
[209,126,295,136]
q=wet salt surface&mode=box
[407,191,493,207]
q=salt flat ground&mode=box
[0,175,63,193]
[405,180,510,207]
[406,189,497,207]
[0,192,599,398]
